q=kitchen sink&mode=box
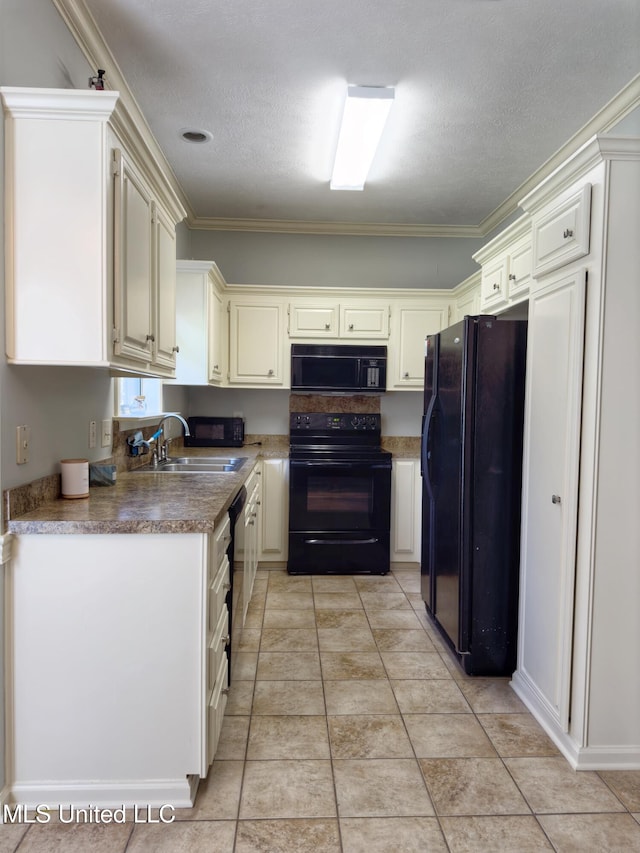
[135,456,248,474]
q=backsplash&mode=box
[289,394,380,413]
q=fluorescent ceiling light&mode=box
[330,85,394,191]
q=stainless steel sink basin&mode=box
[134,456,248,474]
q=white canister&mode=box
[61,458,89,499]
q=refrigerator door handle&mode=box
[421,394,437,499]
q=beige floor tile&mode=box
[340,816,447,852]
[256,651,321,680]
[235,818,341,853]
[259,626,318,651]
[239,759,336,819]
[262,607,316,628]
[242,610,265,632]
[314,592,364,610]
[538,813,640,852]
[324,679,399,715]
[353,575,402,593]
[405,713,497,758]
[599,769,640,811]
[224,680,254,715]
[312,576,358,593]
[391,679,472,714]
[267,573,312,592]
[457,678,527,713]
[247,715,330,759]
[358,592,412,611]
[420,757,529,815]
[315,609,370,630]
[231,651,258,681]
[265,590,315,610]
[365,609,424,629]
[252,680,325,715]
[372,627,436,652]
[127,821,235,852]
[505,756,626,814]
[328,714,413,759]
[634,813,640,825]
[317,627,377,652]
[381,650,451,679]
[320,651,386,679]
[392,571,422,594]
[8,823,131,853]
[333,758,435,817]
[175,760,243,820]
[478,713,560,757]
[439,815,553,852]
[237,627,261,652]
[214,715,250,760]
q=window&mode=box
[116,377,163,418]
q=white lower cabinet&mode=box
[236,462,262,621]
[260,457,289,563]
[6,526,231,808]
[390,459,421,562]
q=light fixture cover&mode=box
[330,85,394,191]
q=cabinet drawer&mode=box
[207,656,229,766]
[209,556,230,633]
[208,608,229,696]
[480,257,509,311]
[532,184,591,276]
[508,238,532,301]
[213,515,231,570]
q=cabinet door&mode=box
[229,301,285,384]
[452,287,480,325]
[113,148,154,364]
[480,255,509,311]
[391,459,421,561]
[507,236,532,303]
[390,306,447,388]
[516,269,586,731]
[340,303,390,338]
[208,284,224,383]
[532,184,591,276]
[153,202,177,372]
[260,458,289,561]
[289,303,339,337]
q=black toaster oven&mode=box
[184,416,245,447]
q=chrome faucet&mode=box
[156,414,191,462]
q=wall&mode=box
[189,229,484,290]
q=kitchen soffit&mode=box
[70,0,639,236]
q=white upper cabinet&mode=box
[288,299,389,339]
[531,183,591,276]
[172,260,226,386]
[473,216,533,313]
[1,86,185,375]
[228,299,287,386]
[387,302,448,389]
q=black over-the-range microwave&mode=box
[291,344,387,393]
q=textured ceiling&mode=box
[81,0,639,232]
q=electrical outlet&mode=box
[89,420,97,449]
[101,419,112,448]
[16,425,30,464]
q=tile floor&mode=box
[5,566,640,852]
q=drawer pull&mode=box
[325,323,330,329]
[172,345,180,353]
[552,494,562,505]
[563,228,574,238]
[146,333,155,342]
[492,283,500,291]
[509,273,516,281]
[222,687,230,696]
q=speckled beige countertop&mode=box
[6,447,265,535]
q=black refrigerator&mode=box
[421,315,527,676]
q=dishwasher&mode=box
[227,485,247,683]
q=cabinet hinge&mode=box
[111,159,120,178]
[112,327,120,343]
[447,305,452,325]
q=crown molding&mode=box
[186,216,484,238]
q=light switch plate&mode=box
[16,425,30,464]
[89,420,97,449]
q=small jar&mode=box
[60,458,89,499]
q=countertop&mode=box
[6,448,265,535]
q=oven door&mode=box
[288,459,391,532]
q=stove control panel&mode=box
[290,412,381,432]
